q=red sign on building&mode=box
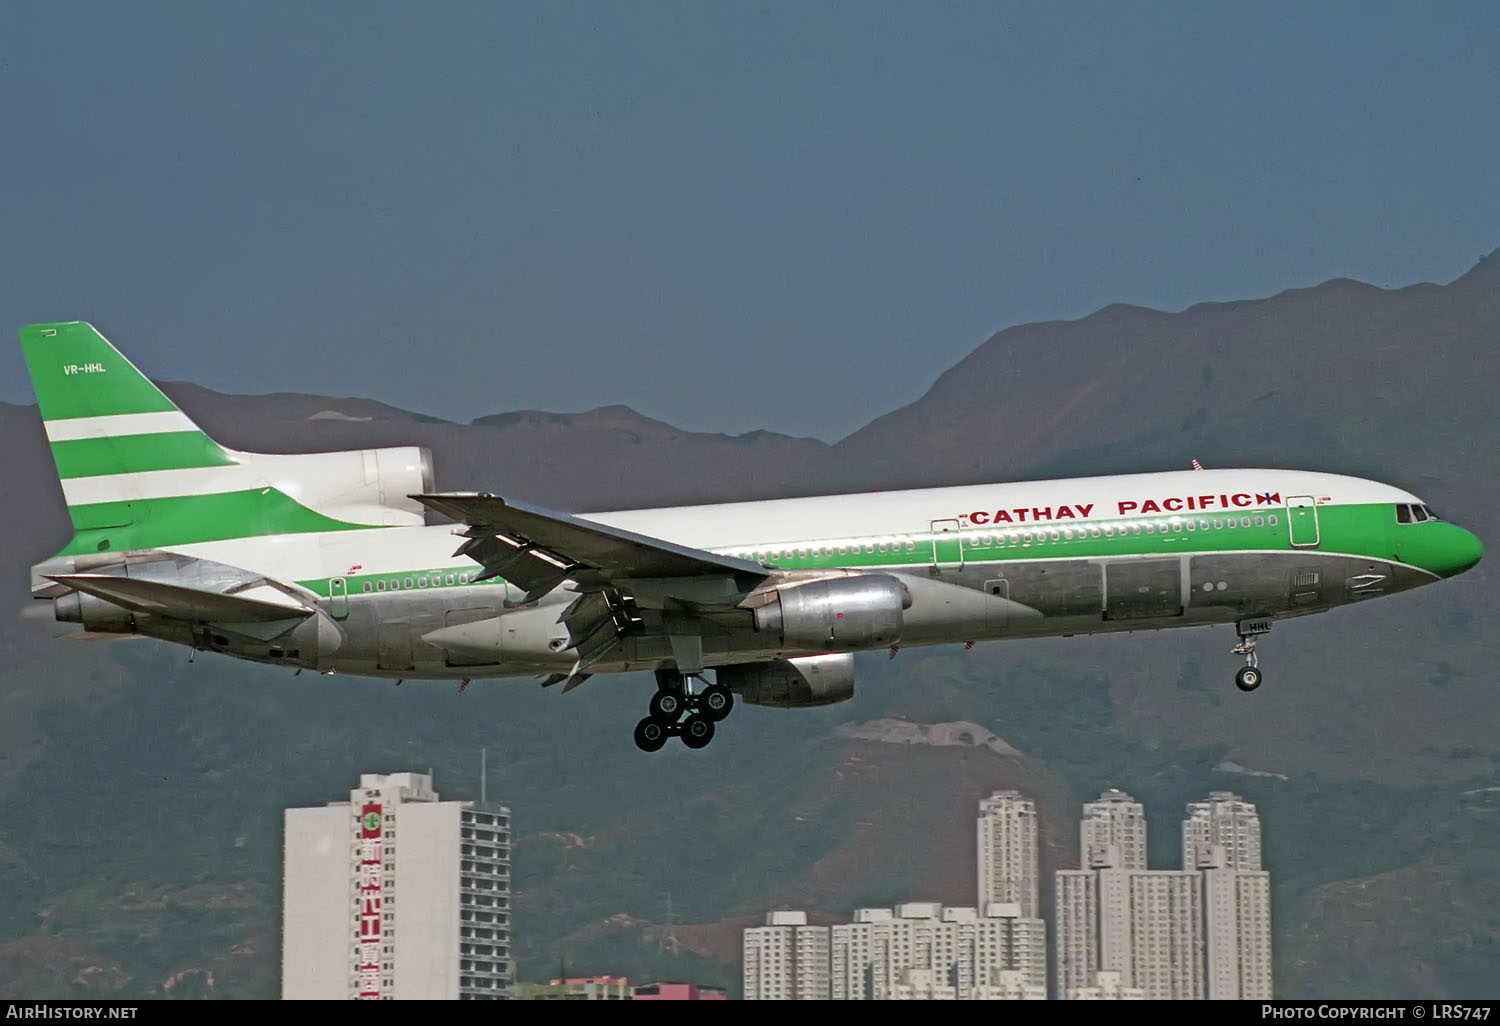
[356,803,383,999]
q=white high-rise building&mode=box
[1186,792,1271,999]
[830,903,1045,1000]
[1122,870,1204,1000]
[1054,870,1099,997]
[1082,789,1147,870]
[743,911,831,1000]
[1183,791,1262,871]
[282,772,511,999]
[977,791,1039,918]
[1059,866,1203,999]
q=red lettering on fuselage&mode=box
[963,502,1099,525]
[963,491,1285,526]
[1116,490,1267,517]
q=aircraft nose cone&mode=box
[1436,526,1483,578]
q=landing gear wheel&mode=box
[633,717,669,752]
[649,690,683,721]
[680,713,715,750]
[1234,666,1263,692]
[700,683,734,722]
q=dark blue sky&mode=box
[4,2,1498,440]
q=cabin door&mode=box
[329,577,349,620]
[931,520,964,572]
[1287,496,1320,547]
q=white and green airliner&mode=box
[20,322,1483,752]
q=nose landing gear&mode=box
[1231,617,1272,692]
[633,668,736,752]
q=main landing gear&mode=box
[633,669,735,753]
[1231,618,1272,692]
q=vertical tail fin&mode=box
[21,321,406,557]
[19,322,236,541]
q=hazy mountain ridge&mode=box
[1,254,1498,998]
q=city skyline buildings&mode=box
[1055,788,1271,1000]
[747,785,1273,999]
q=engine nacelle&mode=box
[716,654,855,708]
[54,590,134,633]
[753,574,907,651]
[249,446,435,526]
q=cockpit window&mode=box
[1396,503,1438,524]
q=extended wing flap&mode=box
[48,573,314,623]
[414,492,768,583]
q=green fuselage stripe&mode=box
[51,431,235,479]
[292,502,1459,598]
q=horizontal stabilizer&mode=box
[47,573,314,623]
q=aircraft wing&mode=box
[414,492,769,602]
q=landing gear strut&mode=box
[633,669,735,752]
[1231,618,1271,692]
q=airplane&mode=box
[19,322,1483,752]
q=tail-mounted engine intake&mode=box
[716,653,855,708]
[752,574,908,651]
[266,446,435,526]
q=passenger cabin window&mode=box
[363,582,372,592]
